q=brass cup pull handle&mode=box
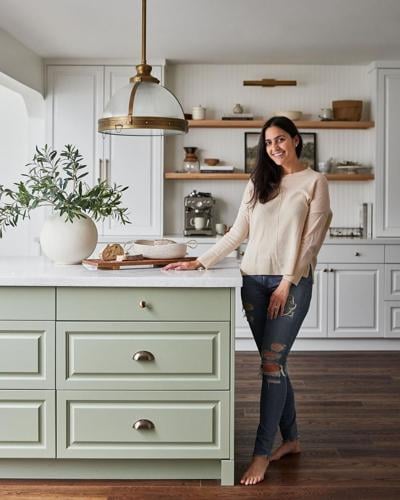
[132,350,155,361]
[133,419,155,430]
[139,300,147,308]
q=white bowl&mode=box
[132,239,197,259]
[273,110,303,121]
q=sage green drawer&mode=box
[57,390,229,459]
[318,244,384,263]
[0,287,55,320]
[0,321,55,389]
[57,287,231,321]
[57,321,230,390]
[0,390,55,458]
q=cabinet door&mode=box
[327,264,384,337]
[102,66,163,237]
[375,69,400,237]
[46,66,104,187]
[299,266,328,338]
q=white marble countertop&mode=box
[0,257,242,288]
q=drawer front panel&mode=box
[384,302,400,338]
[318,244,384,263]
[385,265,400,300]
[0,321,55,389]
[0,390,55,458]
[57,287,230,321]
[57,322,230,390]
[0,287,55,320]
[57,391,229,459]
[385,245,400,263]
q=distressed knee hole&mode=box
[262,350,280,361]
[262,361,286,382]
[271,342,286,353]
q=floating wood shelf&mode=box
[165,172,374,181]
[188,120,374,129]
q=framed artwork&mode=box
[245,131,317,172]
[244,132,260,173]
[299,132,317,170]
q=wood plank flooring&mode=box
[1,351,400,499]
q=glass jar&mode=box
[183,147,200,173]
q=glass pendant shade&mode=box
[99,80,187,136]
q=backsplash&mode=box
[164,63,375,235]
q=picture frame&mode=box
[299,132,317,170]
[244,131,317,172]
[244,132,260,173]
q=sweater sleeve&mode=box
[197,180,253,269]
[283,175,332,286]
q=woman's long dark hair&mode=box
[249,116,303,206]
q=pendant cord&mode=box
[141,0,147,65]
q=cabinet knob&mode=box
[330,268,334,272]
[139,300,147,308]
[132,350,155,362]
[133,419,155,430]
[323,268,328,272]
[355,251,361,256]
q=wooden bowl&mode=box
[204,158,219,166]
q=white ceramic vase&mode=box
[40,213,98,265]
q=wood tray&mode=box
[82,256,197,270]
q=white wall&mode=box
[0,28,43,94]
[0,81,45,256]
[164,64,374,235]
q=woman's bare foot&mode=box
[270,439,301,461]
[240,455,270,485]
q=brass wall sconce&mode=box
[243,78,297,87]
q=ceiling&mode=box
[0,0,400,65]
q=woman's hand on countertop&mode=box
[163,259,204,271]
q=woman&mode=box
[164,116,332,486]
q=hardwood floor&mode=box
[1,351,400,499]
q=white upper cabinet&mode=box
[46,64,164,239]
[374,65,400,237]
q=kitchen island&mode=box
[0,257,242,485]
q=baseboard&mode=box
[235,338,400,351]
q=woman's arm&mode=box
[164,181,252,271]
[283,175,332,286]
[196,180,252,269]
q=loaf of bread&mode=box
[99,243,124,261]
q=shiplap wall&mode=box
[164,64,374,235]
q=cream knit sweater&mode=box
[198,167,332,286]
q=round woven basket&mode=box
[332,100,363,121]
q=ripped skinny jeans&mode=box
[241,271,313,457]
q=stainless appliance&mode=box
[184,190,215,236]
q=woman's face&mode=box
[264,126,299,165]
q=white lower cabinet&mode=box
[236,244,387,340]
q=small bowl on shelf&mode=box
[204,158,220,166]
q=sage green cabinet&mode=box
[0,321,55,389]
[57,287,230,321]
[57,390,229,460]
[0,390,55,458]
[0,287,55,320]
[56,321,230,390]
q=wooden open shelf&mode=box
[188,120,374,129]
[165,172,374,181]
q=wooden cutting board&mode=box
[82,256,197,270]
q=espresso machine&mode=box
[184,190,215,236]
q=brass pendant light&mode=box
[98,0,187,136]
